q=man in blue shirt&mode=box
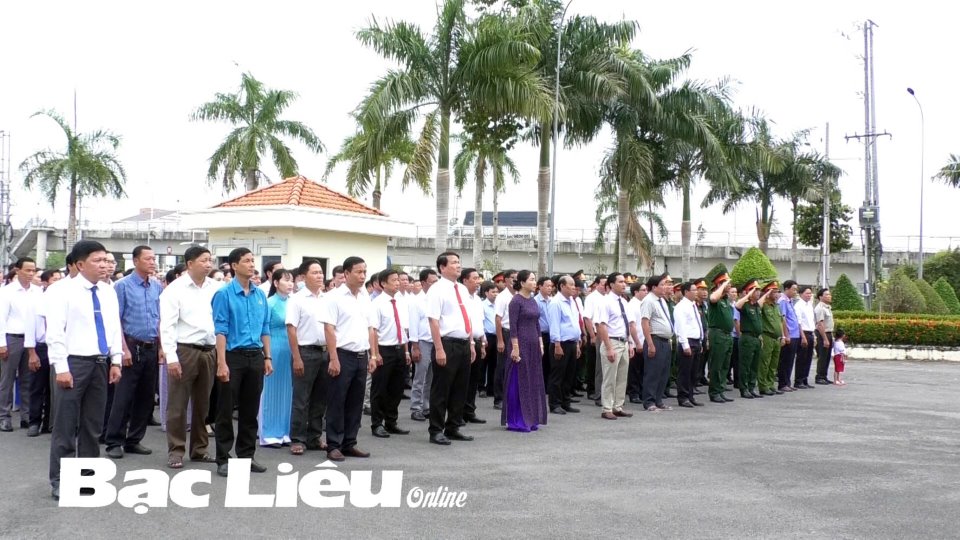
[480,281,498,397]
[212,247,272,477]
[535,276,554,388]
[547,275,582,415]
[777,280,801,392]
[104,246,164,459]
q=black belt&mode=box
[609,336,627,342]
[441,336,469,343]
[6,333,24,338]
[126,336,158,349]
[301,344,328,352]
[380,344,406,352]
[653,335,672,342]
[180,342,214,352]
[688,338,701,344]
[230,347,263,356]
[69,354,110,363]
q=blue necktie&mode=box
[91,286,109,356]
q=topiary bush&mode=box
[834,310,960,321]
[831,273,864,311]
[730,247,778,287]
[915,278,950,315]
[933,277,960,315]
[876,269,926,314]
[836,317,960,346]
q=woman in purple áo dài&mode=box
[503,270,548,432]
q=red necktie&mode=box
[573,297,585,332]
[454,285,472,335]
[390,298,403,344]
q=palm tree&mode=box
[594,174,667,271]
[453,132,520,267]
[19,110,127,251]
[355,1,552,256]
[192,72,324,192]
[936,154,960,187]
[322,116,422,210]
[703,113,792,253]
[512,0,640,274]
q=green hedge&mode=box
[836,317,960,347]
[834,310,960,321]
[915,278,950,315]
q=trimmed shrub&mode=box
[876,269,926,314]
[730,247,778,288]
[831,273,864,311]
[834,310,960,321]
[835,317,960,347]
[915,278,949,315]
[933,277,960,315]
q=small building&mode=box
[179,175,414,276]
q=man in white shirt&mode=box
[159,246,218,468]
[673,281,706,408]
[47,241,123,500]
[321,256,378,462]
[794,285,817,389]
[369,269,411,438]
[426,251,476,445]
[626,281,647,404]
[258,261,283,295]
[594,273,640,419]
[492,269,516,409]
[286,259,329,454]
[408,269,438,421]
[0,257,42,432]
[582,276,607,403]
[459,267,487,425]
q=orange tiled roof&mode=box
[214,176,385,216]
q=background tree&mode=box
[932,276,960,315]
[192,72,324,192]
[322,116,421,209]
[915,278,950,315]
[594,175,667,271]
[831,273,864,311]
[794,188,854,253]
[19,110,127,251]
[921,248,960,294]
[729,246,778,286]
[876,268,926,314]
[935,153,960,187]
[355,1,552,256]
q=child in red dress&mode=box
[831,329,847,386]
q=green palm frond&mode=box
[936,153,960,188]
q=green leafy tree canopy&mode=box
[915,278,950,315]
[876,268,926,314]
[794,190,854,253]
[831,273,864,311]
[730,246,778,286]
[922,248,960,295]
[933,277,960,315]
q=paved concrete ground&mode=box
[1,360,958,539]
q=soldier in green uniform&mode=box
[704,266,735,403]
[735,279,768,399]
[758,281,786,396]
[695,279,710,387]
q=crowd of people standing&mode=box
[0,244,845,501]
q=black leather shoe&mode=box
[570,390,584,397]
[710,395,726,404]
[464,416,487,424]
[124,443,153,455]
[342,447,371,458]
[0,419,12,432]
[815,378,832,385]
[385,424,410,435]
[550,407,567,415]
[106,446,124,459]
[411,410,427,421]
[587,393,601,401]
[773,388,784,395]
[217,463,229,477]
[363,405,371,416]
[692,389,704,395]
[562,405,580,413]
[761,389,775,396]
[740,391,754,399]
[721,394,734,402]
[26,424,40,437]
[147,414,161,427]
[750,390,763,398]
[629,395,642,404]
[568,398,580,403]
[250,460,267,473]
[51,487,60,500]
[679,401,694,408]
[445,431,473,441]
[594,399,602,407]
[493,401,502,410]
[430,433,451,445]
[372,426,390,438]
[691,399,704,406]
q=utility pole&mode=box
[0,130,11,270]
[845,20,889,309]
[821,123,831,289]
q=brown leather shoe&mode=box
[613,409,633,418]
[601,411,618,420]
[341,447,370,458]
[326,449,345,462]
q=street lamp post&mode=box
[907,87,925,279]
[547,0,573,275]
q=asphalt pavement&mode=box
[1,360,958,539]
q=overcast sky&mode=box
[1,0,957,254]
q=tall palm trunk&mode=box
[536,128,551,275]
[473,158,486,267]
[617,185,630,272]
[435,109,452,256]
[647,202,656,275]
[66,176,79,252]
[372,166,382,210]
[244,169,258,191]
[680,175,692,281]
[757,194,771,253]
[789,197,799,280]
[492,186,500,268]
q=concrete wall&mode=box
[208,227,387,275]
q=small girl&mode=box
[832,329,847,386]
